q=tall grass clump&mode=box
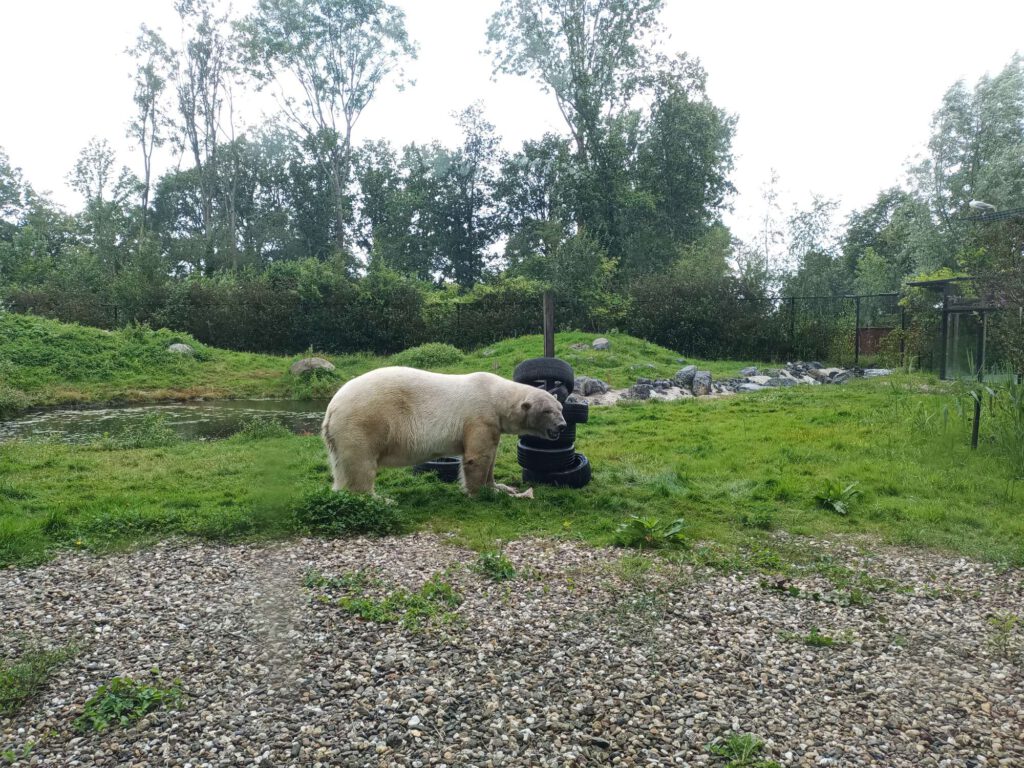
[292,488,405,537]
[991,378,1024,479]
[108,414,181,450]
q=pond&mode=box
[0,399,329,444]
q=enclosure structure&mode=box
[782,292,904,367]
[904,276,1013,381]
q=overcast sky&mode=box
[2,0,1022,246]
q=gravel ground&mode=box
[2,534,1023,767]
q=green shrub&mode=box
[0,384,30,417]
[73,670,182,733]
[109,414,181,450]
[614,515,686,549]
[390,342,464,369]
[474,550,517,582]
[233,415,292,441]
[814,480,860,515]
[292,488,405,537]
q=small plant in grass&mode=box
[474,550,517,582]
[814,480,860,515]
[0,646,76,717]
[336,574,462,631]
[73,669,182,733]
[987,612,1020,660]
[292,488,405,537]
[614,515,686,549]
[706,732,782,767]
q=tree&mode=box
[126,24,174,235]
[238,0,416,264]
[487,0,663,165]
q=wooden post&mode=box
[543,291,555,358]
[854,296,861,366]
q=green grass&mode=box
[0,312,760,412]
[2,373,1022,569]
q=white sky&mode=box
[1,0,1022,246]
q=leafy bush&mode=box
[73,670,182,733]
[389,342,464,369]
[707,732,782,768]
[614,515,686,549]
[292,488,405,537]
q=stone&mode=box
[863,368,892,378]
[747,375,772,386]
[740,366,758,376]
[738,383,764,392]
[290,357,336,376]
[167,343,194,355]
[592,337,611,350]
[673,365,698,389]
[625,383,652,400]
[765,377,797,387]
[831,370,854,384]
[652,379,673,390]
[573,376,610,397]
[692,371,712,396]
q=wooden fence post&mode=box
[543,291,555,358]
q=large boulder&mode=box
[573,375,610,396]
[740,366,758,377]
[592,337,611,350]
[692,371,712,396]
[673,365,698,389]
[290,357,336,376]
[167,343,194,356]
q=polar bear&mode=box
[321,366,567,496]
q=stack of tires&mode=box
[411,456,461,483]
[513,357,592,488]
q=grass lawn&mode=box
[2,371,1021,569]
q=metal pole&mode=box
[899,305,906,368]
[789,297,796,358]
[854,296,861,366]
[543,291,555,357]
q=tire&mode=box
[516,441,577,472]
[412,457,461,483]
[513,357,575,393]
[523,452,592,489]
[562,400,589,424]
[520,423,577,450]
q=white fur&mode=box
[321,366,565,495]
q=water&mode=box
[0,399,330,444]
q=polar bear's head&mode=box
[518,387,567,440]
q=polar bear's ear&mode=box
[520,401,532,411]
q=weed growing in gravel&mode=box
[73,669,182,733]
[309,572,463,632]
[1,740,35,765]
[814,480,860,515]
[303,569,378,591]
[706,732,782,768]
[780,627,851,648]
[292,489,405,537]
[986,612,1020,660]
[0,646,76,717]
[474,550,517,582]
[614,515,686,549]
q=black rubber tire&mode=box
[412,457,461,483]
[562,400,589,424]
[520,423,577,450]
[516,441,577,472]
[513,357,575,393]
[522,452,592,488]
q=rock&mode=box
[566,393,589,405]
[167,343,194,355]
[807,361,824,369]
[863,368,892,378]
[740,366,758,376]
[290,357,336,376]
[747,375,772,386]
[738,383,764,392]
[765,377,797,387]
[625,383,652,400]
[652,379,673,390]
[592,337,611,350]
[573,376,610,397]
[569,343,589,350]
[673,365,698,389]
[692,371,712,396]
[831,370,854,384]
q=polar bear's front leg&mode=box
[461,423,500,496]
